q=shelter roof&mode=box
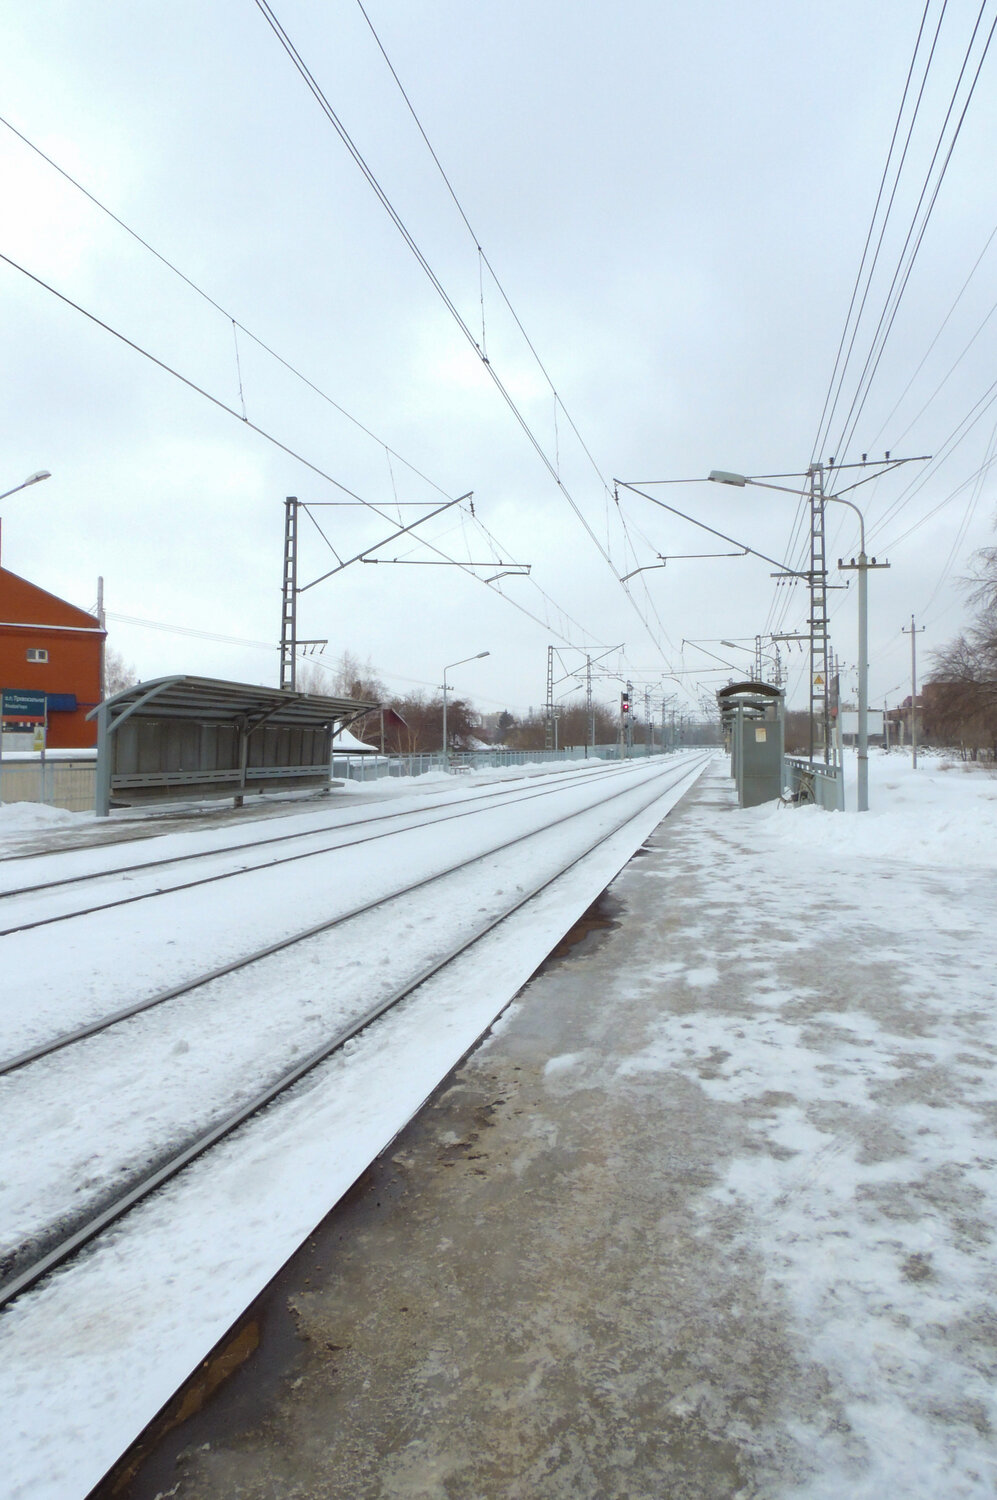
[716,680,782,701]
[88,675,376,729]
[334,726,378,753]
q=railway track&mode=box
[0,758,644,936]
[0,752,709,1311]
[0,756,694,1076]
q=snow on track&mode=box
[0,759,654,1056]
[1,756,702,1262]
[1,752,710,1500]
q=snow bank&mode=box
[743,750,997,869]
[0,803,88,837]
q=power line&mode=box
[918,414,997,612]
[0,250,601,655]
[868,214,997,445]
[2,101,631,647]
[0,112,455,507]
[888,281,997,446]
[253,0,673,668]
[872,371,997,540]
[830,2,997,469]
[810,0,935,468]
[779,4,991,673]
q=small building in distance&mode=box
[0,566,104,748]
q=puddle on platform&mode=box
[529,889,623,979]
[94,1094,490,1499]
[90,1255,313,1498]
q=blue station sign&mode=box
[1,689,49,724]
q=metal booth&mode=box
[89,675,376,816]
[716,680,785,808]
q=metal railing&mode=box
[0,745,683,812]
[331,744,639,782]
[0,759,97,813]
[783,756,845,811]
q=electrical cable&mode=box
[766,4,987,687]
[918,414,997,612]
[889,284,997,446]
[354,0,616,503]
[810,0,935,468]
[0,250,598,654]
[872,371,997,540]
[253,0,673,669]
[830,2,996,469]
[0,112,455,506]
[868,215,997,445]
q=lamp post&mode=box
[442,651,490,768]
[709,467,884,811]
[0,470,51,563]
[720,637,780,683]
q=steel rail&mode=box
[0,760,652,938]
[0,755,703,1077]
[0,759,633,896]
[0,753,710,1310]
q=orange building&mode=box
[0,567,105,748]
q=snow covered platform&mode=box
[108,753,997,1500]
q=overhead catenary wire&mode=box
[0,110,606,657]
[103,611,543,713]
[253,0,674,673]
[0,112,455,507]
[354,0,615,498]
[810,0,936,470]
[0,250,605,655]
[0,111,622,654]
[828,2,997,471]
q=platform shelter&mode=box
[89,675,376,816]
[716,680,785,808]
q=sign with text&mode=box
[1,689,48,725]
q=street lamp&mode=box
[0,471,51,564]
[0,470,50,504]
[720,637,780,683]
[442,651,490,768]
[709,467,880,811]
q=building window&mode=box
[26,648,49,663]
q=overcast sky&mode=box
[2,1,995,722]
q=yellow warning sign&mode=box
[813,674,824,687]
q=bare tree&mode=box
[928,523,997,756]
[329,649,386,703]
[503,697,619,751]
[104,647,138,699]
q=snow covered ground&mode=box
[115,745,997,1500]
[0,751,710,1500]
[4,746,995,1499]
[620,748,997,1496]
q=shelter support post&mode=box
[95,703,111,817]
